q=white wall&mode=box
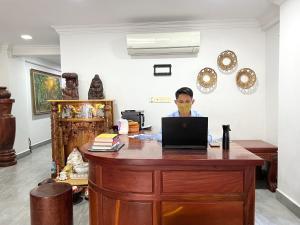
[265,24,279,145]
[60,24,266,140]
[0,46,28,154]
[7,57,30,155]
[24,59,61,146]
[0,47,61,154]
[0,45,10,86]
[278,0,300,207]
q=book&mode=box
[92,142,119,149]
[93,140,119,147]
[89,142,124,152]
[94,133,119,142]
[94,136,119,143]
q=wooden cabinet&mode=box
[49,100,114,169]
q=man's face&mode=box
[175,94,194,116]
[175,94,194,105]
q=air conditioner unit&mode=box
[126,32,200,56]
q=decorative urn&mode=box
[0,86,17,166]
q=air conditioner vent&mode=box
[126,32,200,56]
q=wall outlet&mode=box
[150,96,172,103]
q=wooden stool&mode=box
[30,182,73,225]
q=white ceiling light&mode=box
[21,34,33,40]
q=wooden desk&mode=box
[80,136,263,225]
[234,140,278,192]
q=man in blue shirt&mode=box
[135,87,212,142]
[169,87,202,117]
[169,87,212,143]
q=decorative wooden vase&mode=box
[0,86,17,167]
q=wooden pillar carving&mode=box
[50,102,64,169]
[104,103,112,130]
[0,86,16,167]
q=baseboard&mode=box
[16,148,31,159]
[31,139,52,150]
[16,139,52,160]
[276,189,300,218]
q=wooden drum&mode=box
[30,183,73,225]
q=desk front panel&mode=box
[162,201,243,225]
[88,162,254,225]
[83,137,262,225]
[102,168,153,193]
[162,170,244,193]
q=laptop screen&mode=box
[162,117,208,150]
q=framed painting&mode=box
[30,69,62,115]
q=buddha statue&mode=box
[88,74,104,99]
[62,73,79,100]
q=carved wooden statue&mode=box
[88,74,104,99]
[62,73,79,100]
[0,86,16,167]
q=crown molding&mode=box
[11,45,60,56]
[0,44,8,53]
[53,19,260,35]
[259,7,280,31]
[0,44,12,57]
[261,15,279,31]
[269,0,286,6]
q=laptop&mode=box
[162,117,208,150]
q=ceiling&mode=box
[0,0,279,47]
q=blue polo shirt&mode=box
[168,110,202,117]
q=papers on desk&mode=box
[129,133,162,142]
[209,141,221,147]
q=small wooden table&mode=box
[56,178,88,186]
[234,140,278,192]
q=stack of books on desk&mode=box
[91,133,120,151]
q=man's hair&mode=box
[175,87,193,99]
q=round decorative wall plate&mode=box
[217,50,238,73]
[236,68,256,89]
[197,67,217,93]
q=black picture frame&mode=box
[153,64,172,76]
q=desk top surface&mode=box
[234,140,278,153]
[80,135,263,166]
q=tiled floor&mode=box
[0,144,299,225]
